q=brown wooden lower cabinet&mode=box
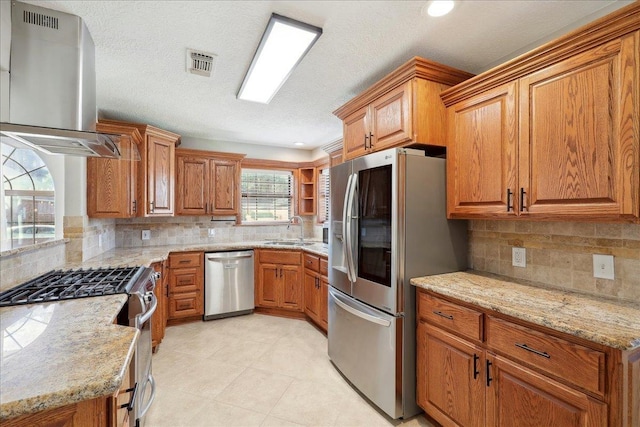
[255,249,303,314]
[303,253,328,331]
[167,252,204,321]
[416,289,640,427]
[151,261,168,352]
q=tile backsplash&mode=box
[0,241,67,291]
[469,220,640,301]
[115,216,322,248]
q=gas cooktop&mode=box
[0,266,145,307]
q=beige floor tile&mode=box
[186,400,267,427]
[144,388,208,427]
[172,358,246,398]
[209,337,275,367]
[334,393,394,427]
[215,367,294,414]
[261,415,306,427]
[269,379,348,426]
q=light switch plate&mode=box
[593,254,614,280]
[512,247,526,268]
[141,230,151,240]
[208,228,215,238]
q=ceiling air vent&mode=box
[186,49,216,77]
[23,10,59,29]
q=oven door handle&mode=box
[137,292,158,327]
[138,373,156,419]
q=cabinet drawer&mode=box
[319,257,328,276]
[169,268,200,293]
[169,251,202,268]
[169,291,202,318]
[259,249,301,265]
[418,292,483,341]
[304,253,320,272]
[486,316,605,396]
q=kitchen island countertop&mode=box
[411,271,640,351]
[0,294,137,420]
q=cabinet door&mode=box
[87,135,137,218]
[304,271,319,320]
[486,354,607,427]
[169,267,200,293]
[257,264,279,308]
[151,262,167,351]
[211,159,239,215]
[370,81,412,152]
[319,276,329,330]
[519,34,639,219]
[176,155,209,215]
[447,82,518,218]
[343,105,369,161]
[281,264,303,311]
[417,322,485,427]
[146,135,175,216]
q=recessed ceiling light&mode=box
[426,0,455,17]
[237,14,323,104]
[294,142,305,146]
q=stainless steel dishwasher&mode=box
[204,250,255,320]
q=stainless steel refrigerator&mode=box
[328,147,468,419]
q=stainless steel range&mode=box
[0,266,158,427]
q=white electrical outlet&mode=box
[208,228,215,238]
[98,234,103,248]
[141,230,151,240]
[512,247,526,268]
[593,254,614,280]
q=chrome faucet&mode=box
[288,216,305,243]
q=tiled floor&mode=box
[146,313,437,427]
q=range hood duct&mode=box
[0,1,122,158]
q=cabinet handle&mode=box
[165,283,169,298]
[368,132,374,148]
[433,310,454,320]
[486,360,493,387]
[473,354,480,380]
[515,343,550,359]
[364,134,369,149]
[279,268,283,278]
[120,382,138,412]
[150,201,155,213]
[133,200,137,213]
[179,260,190,264]
[520,188,526,212]
[275,268,278,279]
[506,189,513,212]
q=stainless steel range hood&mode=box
[0,1,121,158]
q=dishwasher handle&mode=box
[206,250,254,261]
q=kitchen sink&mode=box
[264,241,315,247]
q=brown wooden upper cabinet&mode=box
[298,166,316,216]
[87,122,142,218]
[442,4,640,222]
[333,57,474,161]
[175,149,245,217]
[97,119,181,217]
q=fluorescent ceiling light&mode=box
[237,14,322,104]
[427,1,455,17]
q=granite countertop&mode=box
[0,295,137,420]
[410,271,640,351]
[64,241,328,270]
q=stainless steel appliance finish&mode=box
[204,250,255,320]
[0,1,122,158]
[328,147,468,419]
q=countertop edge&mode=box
[410,272,640,351]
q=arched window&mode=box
[2,144,56,249]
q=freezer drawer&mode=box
[204,250,254,320]
[328,287,402,418]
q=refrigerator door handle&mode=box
[330,288,391,327]
[345,173,358,283]
[342,173,354,282]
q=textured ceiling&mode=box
[21,1,634,150]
